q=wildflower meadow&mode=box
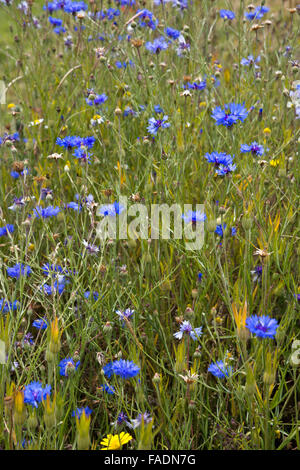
[0,0,299,453]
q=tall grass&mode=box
[0,0,299,450]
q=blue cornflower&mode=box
[115,60,134,69]
[116,308,134,322]
[24,381,51,408]
[172,0,189,10]
[246,315,279,339]
[0,224,14,237]
[84,291,99,301]
[251,265,263,282]
[124,106,138,117]
[98,201,125,216]
[204,152,234,167]
[33,205,60,219]
[115,0,135,5]
[215,224,226,237]
[215,163,236,175]
[211,103,249,127]
[208,360,232,378]
[130,412,153,429]
[182,210,207,224]
[145,37,169,54]
[197,272,203,282]
[176,34,190,56]
[73,147,92,164]
[56,135,95,150]
[53,26,66,35]
[0,298,19,313]
[219,9,235,20]
[245,6,269,21]
[72,407,92,418]
[164,27,181,40]
[231,227,237,236]
[0,132,19,145]
[241,55,260,68]
[22,332,34,346]
[66,201,82,211]
[147,115,170,135]
[42,263,64,277]
[111,411,131,427]
[48,16,63,26]
[100,384,116,395]
[137,9,158,30]
[103,359,140,379]
[186,80,206,90]
[7,263,32,279]
[32,318,48,330]
[240,142,265,156]
[64,1,88,13]
[86,93,108,106]
[174,321,203,341]
[154,105,164,114]
[103,362,114,379]
[59,357,80,377]
[41,188,53,200]
[56,135,81,149]
[8,197,26,211]
[40,281,66,295]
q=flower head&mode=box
[211,103,248,127]
[130,412,153,429]
[173,320,203,341]
[103,359,140,379]
[72,407,92,418]
[24,381,51,408]
[59,357,80,377]
[7,263,32,279]
[100,432,133,450]
[219,9,235,20]
[246,315,279,339]
[145,36,168,54]
[0,224,14,237]
[147,115,170,135]
[240,142,265,156]
[208,360,232,378]
[182,210,206,224]
[33,206,60,219]
[241,55,261,68]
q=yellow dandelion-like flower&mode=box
[7,103,16,109]
[263,127,271,134]
[270,159,280,167]
[100,432,133,450]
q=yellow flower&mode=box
[7,103,15,109]
[270,159,280,167]
[263,127,271,134]
[100,432,133,450]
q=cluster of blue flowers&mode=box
[24,381,51,408]
[211,103,249,127]
[245,6,269,21]
[204,152,236,175]
[103,359,140,379]
[43,0,88,14]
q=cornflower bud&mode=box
[14,390,26,426]
[76,410,91,450]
